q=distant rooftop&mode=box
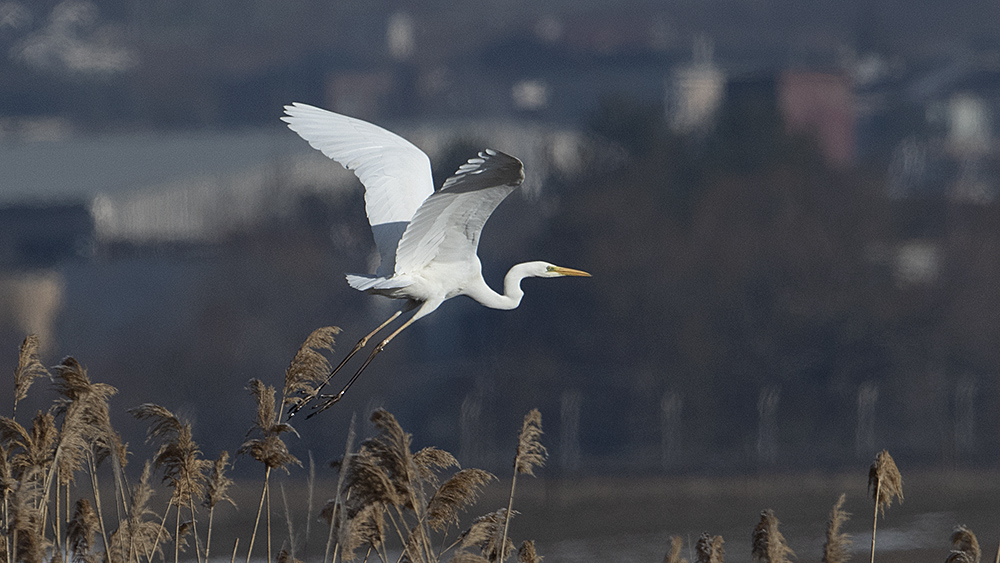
[0,119,594,243]
[0,127,305,205]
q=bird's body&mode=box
[281,102,589,415]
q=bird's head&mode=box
[530,261,592,279]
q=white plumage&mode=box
[281,103,590,415]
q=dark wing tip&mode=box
[440,149,524,193]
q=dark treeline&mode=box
[527,93,1000,472]
[4,1,1000,476]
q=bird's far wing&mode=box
[393,149,524,275]
[281,102,434,276]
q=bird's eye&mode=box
[545,266,555,272]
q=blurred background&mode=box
[2,0,1000,485]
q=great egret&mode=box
[281,103,590,416]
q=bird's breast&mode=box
[396,261,480,302]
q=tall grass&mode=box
[500,409,546,563]
[1,331,545,563]
[2,332,993,563]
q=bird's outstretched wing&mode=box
[281,103,434,276]
[393,149,524,275]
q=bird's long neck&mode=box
[467,263,536,310]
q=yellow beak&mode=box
[552,266,592,277]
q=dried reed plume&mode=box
[328,411,408,562]
[241,379,302,563]
[752,509,794,563]
[946,526,981,563]
[175,520,194,554]
[665,535,689,563]
[9,476,48,563]
[130,404,211,507]
[107,461,168,563]
[241,380,301,472]
[205,450,234,511]
[43,358,128,563]
[518,539,542,563]
[67,498,101,563]
[1,410,60,562]
[277,548,303,563]
[318,408,507,563]
[50,356,127,515]
[282,327,340,416]
[360,409,454,562]
[868,450,903,516]
[0,411,57,481]
[696,533,725,563]
[52,357,126,471]
[460,508,516,562]
[204,450,235,562]
[822,494,852,563]
[868,450,903,563]
[341,446,400,511]
[501,410,546,562]
[333,502,385,562]
[514,410,547,477]
[13,335,49,419]
[361,409,421,507]
[426,469,496,532]
[129,404,211,563]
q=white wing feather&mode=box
[393,149,524,275]
[281,103,434,276]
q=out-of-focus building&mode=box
[0,203,86,352]
[880,53,1000,203]
[778,70,856,168]
[386,12,416,61]
[326,71,398,122]
[945,91,995,202]
[666,36,725,136]
[947,92,992,154]
[0,270,64,353]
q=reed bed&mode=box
[2,331,997,563]
[2,331,546,563]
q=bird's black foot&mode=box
[286,393,317,419]
[306,392,344,419]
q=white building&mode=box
[666,36,726,135]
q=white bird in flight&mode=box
[281,103,590,416]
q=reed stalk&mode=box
[500,410,546,562]
[204,450,234,562]
[246,466,272,563]
[868,450,903,563]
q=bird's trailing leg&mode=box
[308,312,421,417]
[287,308,404,418]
